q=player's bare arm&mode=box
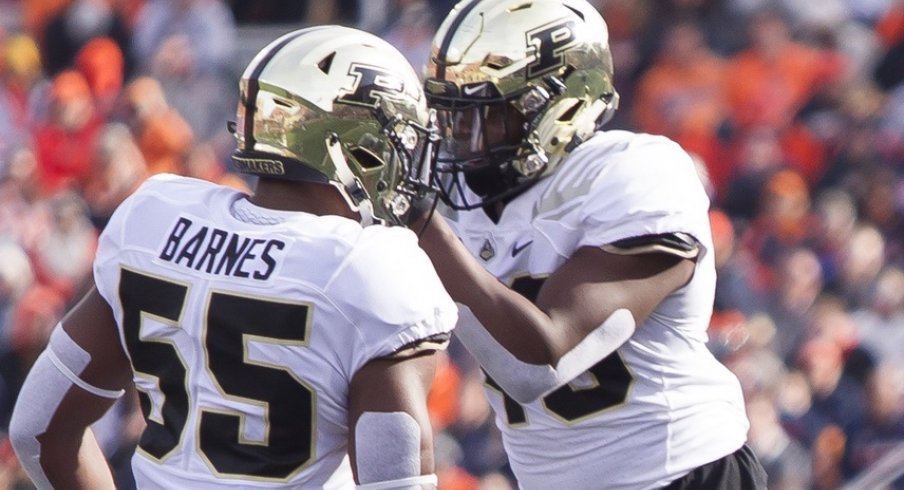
[348,352,439,489]
[58,287,133,397]
[538,242,695,349]
[10,286,132,489]
[416,213,693,401]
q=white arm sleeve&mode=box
[453,306,636,403]
[9,326,125,490]
[9,348,76,490]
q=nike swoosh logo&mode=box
[511,240,533,257]
[463,84,486,96]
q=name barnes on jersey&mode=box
[158,216,286,280]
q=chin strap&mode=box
[326,133,377,226]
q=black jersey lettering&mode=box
[159,217,285,280]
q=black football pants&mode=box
[664,444,768,490]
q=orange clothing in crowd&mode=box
[437,467,479,490]
[780,122,828,185]
[427,355,461,432]
[75,37,125,115]
[633,48,727,140]
[724,42,844,130]
[33,116,104,194]
[137,109,194,175]
[33,70,104,195]
[633,43,729,191]
[20,0,71,41]
[876,3,904,47]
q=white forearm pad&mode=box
[454,306,636,403]
[9,348,75,489]
[355,412,424,486]
[47,325,125,399]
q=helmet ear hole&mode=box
[317,52,335,74]
[350,147,385,169]
[557,100,583,122]
[485,58,509,70]
[564,5,585,20]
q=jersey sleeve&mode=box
[574,136,711,249]
[93,174,184,304]
[92,178,144,306]
[327,227,458,370]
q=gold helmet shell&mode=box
[232,26,436,225]
[425,0,619,209]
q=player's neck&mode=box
[482,201,506,223]
[249,179,359,220]
[479,179,540,223]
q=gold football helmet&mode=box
[424,0,619,209]
[231,26,439,225]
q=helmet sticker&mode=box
[337,63,405,108]
[526,19,578,78]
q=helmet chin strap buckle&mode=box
[515,151,548,177]
[520,86,551,115]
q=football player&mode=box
[9,26,456,489]
[411,0,769,488]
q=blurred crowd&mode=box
[0,0,902,489]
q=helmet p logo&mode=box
[526,19,578,79]
[337,63,405,108]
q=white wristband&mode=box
[9,348,76,489]
[357,474,437,490]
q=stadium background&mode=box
[0,0,902,488]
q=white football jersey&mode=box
[444,131,749,489]
[93,174,457,489]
